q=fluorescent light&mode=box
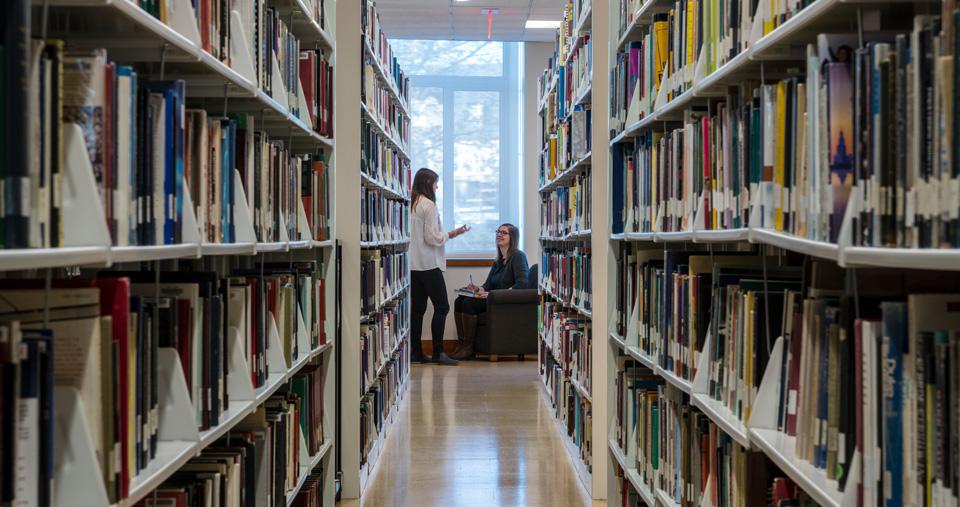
[525,19,561,29]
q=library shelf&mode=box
[110,243,202,263]
[654,230,694,243]
[540,229,592,242]
[570,376,592,403]
[256,241,291,253]
[538,74,559,113]
[538,381,593,494]
[692,227,750,243]
[272,0,336,49]
[615,0,675,49]
[574,1,592,37]
[312,239,335,249]
[574,81,593,107]
[841,245,960,271]
[563,30,590,69]
[608,331,627,350]
[747,428,843,507]
[0,246,111,272]
[360,238,410,248]
[625,231,656,241]
[655,365,693,395]
[126,440,200,506]
[608,439,658,507]
[623,345,657,371]
[198,400,257,447]
[285,439,335,507]
[748,228,839,261]
[360,102,411,159]
[358,376,409,494]
[200,242,258,256]
[540,283,593,320]
[362,38,409,116]
[539,151,592,193]
[360,171,409,201]
[610,233,626,241]
[689,393,751,449]
[289,239,313,250]
[656,487,679,507]
[691,49,753,98]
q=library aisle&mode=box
[342,362,595,507]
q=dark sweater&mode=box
[482,251,530,290]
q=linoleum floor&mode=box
[340,360,595,507]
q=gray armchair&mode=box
[476,264,539,359]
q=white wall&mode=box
[415,266,489,342]
[522,42,554,264]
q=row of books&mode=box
[541,247,593,313]
[14,42,331,249]
[134,373,326,507]
[540,171,592,238]
[361,119,412,197]
[360,300,409,396]
[539,106,591,188]
[361,189,409,244]
[542,358,593,471]
[0,262,327,504]
[360,345,408,467]
[360,250,410,316]
[362,64,410,146]
[610,0,816,136]
[612,362,817,507]
[541,301,593,395]
[559,35,592,120]
[300,50,335,139]
[361,0,410,105]
[767,270,960,507]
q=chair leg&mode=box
[518,354,524,361]
[488,354,498,362]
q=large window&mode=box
[392,40,522,256]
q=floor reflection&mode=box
[350,360,592,507]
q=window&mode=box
[392,40,522,256]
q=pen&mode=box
[469,275,474,287]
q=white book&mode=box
[116,71,133,247]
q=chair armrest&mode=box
[487,289,538,305]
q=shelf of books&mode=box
[605,1,960,505]
[351,0,413,498]
[537,0,595,494]
[4,0,340,504]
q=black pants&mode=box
[411,268,449,358]
[454,295,487,315]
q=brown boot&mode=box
[450,311,466,357]
[451,314,478,360]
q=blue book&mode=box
[142,80,185,244]
[881,301,906,507]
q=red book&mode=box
[298,52,316,126]
[785,301,804,435]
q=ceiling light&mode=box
[525,19,561,29]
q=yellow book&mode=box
[686,0,696,68]
[653,18,669,90]
[775,81,786,231]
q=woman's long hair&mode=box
[411,168,438,210]
[497,223,520,264]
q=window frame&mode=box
[400,41,522,258]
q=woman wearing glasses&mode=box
[450,223,530,360]
[409,168,470,365]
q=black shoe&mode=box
[410,353,431,364]
[432,352,459,366]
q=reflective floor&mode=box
[342,360,594,507]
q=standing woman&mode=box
[409,168,469,365]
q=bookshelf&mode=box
[336,0,412,500]
[603,0,960,506]
[537,0,612,498]
[4,0,340,504]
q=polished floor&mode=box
[342,360,594,507]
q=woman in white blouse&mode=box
[409,168,469,365]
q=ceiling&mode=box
[373,0,569,42]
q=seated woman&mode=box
[450,223,529,360]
